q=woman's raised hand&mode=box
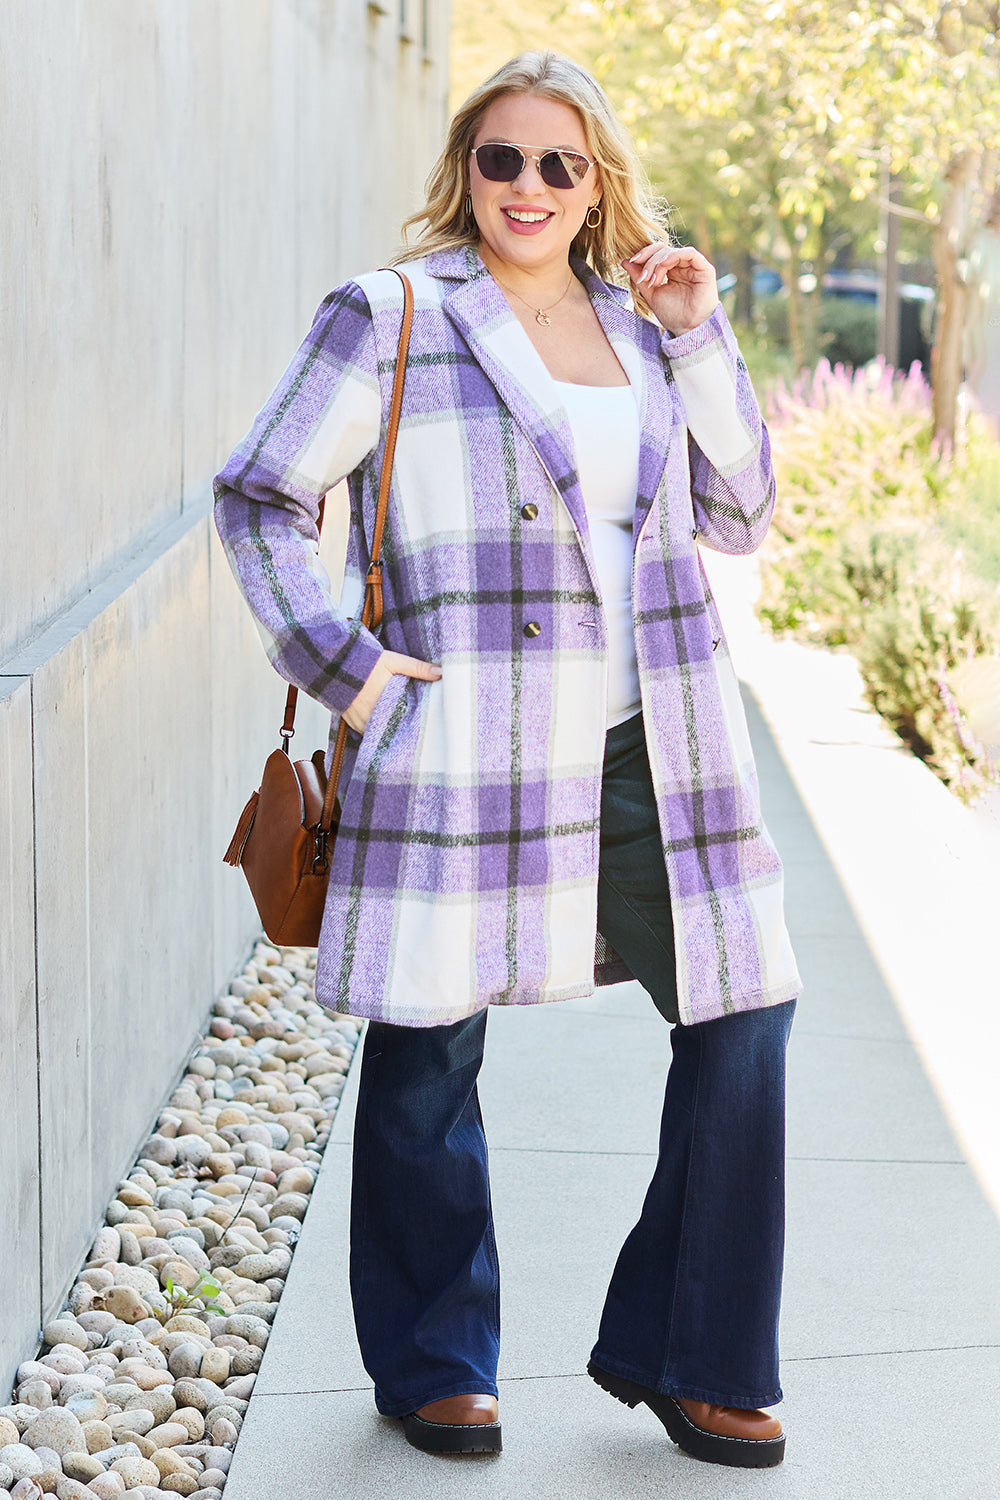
[341,650,443,734]
[622,244,719,336]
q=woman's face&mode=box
[469,93,600,281]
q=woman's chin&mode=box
[480,228,569,274]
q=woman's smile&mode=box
[501,205,554,233]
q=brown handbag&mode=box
[223,269,414,946]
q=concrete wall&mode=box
[0,0,449,1392]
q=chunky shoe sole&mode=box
[588,1361,785,1469]
[400,1410,502,1455]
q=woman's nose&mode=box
[512,157,547,194]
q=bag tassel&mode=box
[223,790,259,867]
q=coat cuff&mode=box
[660,302,730,359]
[307,621,384,717]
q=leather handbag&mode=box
[223,269,414,946]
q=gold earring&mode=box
[465,193,473,216]
[585,204,602,229]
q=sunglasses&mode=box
[470,140,595,191]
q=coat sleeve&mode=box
[213,280,385,717]
[662,304,776,555]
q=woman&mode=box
[214,50,800,1471]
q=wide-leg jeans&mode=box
[349,712,795,1417]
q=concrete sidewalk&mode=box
[224,567,1000,1499]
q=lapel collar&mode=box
[573,261,674,541]
[426,248,672,545]
[430,247,583,531]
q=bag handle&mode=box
[278,269,414,870]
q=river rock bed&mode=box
[1,942,361,1500]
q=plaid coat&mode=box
[214,246,801,1027]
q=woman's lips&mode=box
[501,207,554,236]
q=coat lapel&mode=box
[575,262,674,543]
[430,247,587,537]
[426,247,673,550]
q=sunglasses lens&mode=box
[475,143,524,182]
[474,144,592,189]
[539,150,590,189]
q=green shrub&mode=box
[818,298,878,368]
[937,442,1000,588]
[759,360,1000,800]
[754,292,891,371]
[756,294,790,352]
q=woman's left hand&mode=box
[622,244,719,336]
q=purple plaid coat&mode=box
[214,246,801,1026]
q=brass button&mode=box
[523,621,542,639]
[520,503,539,521]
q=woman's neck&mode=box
[477,242,577,307]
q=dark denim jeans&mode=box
[350,713,795,1416]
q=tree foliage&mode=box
[577,0,1000,426]
[450,0,1000,433]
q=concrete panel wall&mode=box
[0,679,41,1385]
[30,524,218,1314]
[1,0,449,1393]
[0,0,449,663]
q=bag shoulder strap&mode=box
[279,268,414,755]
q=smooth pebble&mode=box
[168,1410,203,1443]
[0,1449,43,1481]
[86,1476,127,1499]
[23,1409,86,1457]
[61,1451,105,1482]
[107,1457,159,1488]
[166,1347,203,1383]
[10,1478,43,1500]
[16,1385,50,1414]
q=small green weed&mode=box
[155,1271,229,1323]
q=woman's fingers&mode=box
[341,658,393,732]
[626,242,659,266]
[341,651,442,732]
[622,243,719,334]
[382,650,443,681]
[623,244,715,287]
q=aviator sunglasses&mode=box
[470,140,595,191]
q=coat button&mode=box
[523,621,542,638]
[520,503,539,521]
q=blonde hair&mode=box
[394,51,667,295]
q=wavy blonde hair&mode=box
[394,51,667,296]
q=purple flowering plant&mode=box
[758,358,1000,800]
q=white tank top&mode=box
[555,381,642,727]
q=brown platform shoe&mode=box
[401,1394,502,1454]
[588,1362,785,1468]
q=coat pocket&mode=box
[353,669,409,761]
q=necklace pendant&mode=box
[535,310,551,327]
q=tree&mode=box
[450,0,604,110]
[579,1,893,366]
[580,0,1000,438]
[868,3,1000,446]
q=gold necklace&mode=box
[493,269,575,326]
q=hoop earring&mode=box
[585,204,602,229]
[464,193,473,216]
